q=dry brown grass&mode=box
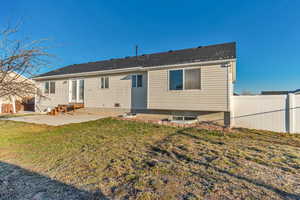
[0,118,300,199]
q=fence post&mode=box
[288,93,295,134]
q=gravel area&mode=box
[3,113,106,126]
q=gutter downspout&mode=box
[226,64,229,111]
[224,62,231,127]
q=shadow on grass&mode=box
[0,161,109,200]
[150,128,300,200]
[0,113,39,119]
[0,115,13,119]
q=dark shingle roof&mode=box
[261,91,290,95]
[36,42,236,78]
[261,89,300,95]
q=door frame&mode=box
[69,79,84,103]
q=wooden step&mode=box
[48,103,84,116]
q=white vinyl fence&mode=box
[295,95,300,133]
[232,94,300,133]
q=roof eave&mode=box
[32,66,145,80]
[144,58,236,70]
[33,58,236,81]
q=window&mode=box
[132,74,143,88]
[100,77,109,89]
[50,82,56,94]
[172,116,184,121]
[79,80,84,100]
[44,81,55,94]
[132,75,137,88]
[185,69,201,89]
[172,116,197,121]
[169,70,183,90]
[72,80,77,101]
[44,82,49,94]
[169,68,201,90]
[137,75,143,87]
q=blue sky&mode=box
[2,0,300,93]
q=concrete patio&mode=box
[3,113,106,126]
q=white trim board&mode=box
[33,59,236,81]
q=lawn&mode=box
[0,118,300,199]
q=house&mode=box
[0,72,35,114]
[261,89,300,95]
[0,95,16,114]
[33,42,236,125]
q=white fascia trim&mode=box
[32,67,144,80]
[33,58,236,80]
[145,58,236,70]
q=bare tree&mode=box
[0,24,51,99]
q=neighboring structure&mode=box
[33,42,236,124]
[0,95,16,114]
[0,72,35,114]
[261,89,300,95]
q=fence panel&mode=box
[1,104,14,114]
[295,95,300,133]
[232,95,287,133]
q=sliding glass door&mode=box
[70,79,84,103]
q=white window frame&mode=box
[50,81,56,94]
[44,81,49,94]
[100,76,109,89]
[168,67,201,91]
[132,74,143,88]
[44,81,56,95]
[69,79,84,103]
[172,115,197,121]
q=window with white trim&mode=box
[50,82,56,94]
[132,74,143,88]
[185,68,201,89]
[44,81,55,94]
[100,77,109,89]
[169,70,183,90]
[169,68,201,90]
[44,82,49,94]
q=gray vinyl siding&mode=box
[84,72,148,109]
[35,72,147,112]
[148,63,233,112]
[85,74,131,109]
[35,61,234,113]
[35,79,69,112]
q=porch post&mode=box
[11,96,16,113]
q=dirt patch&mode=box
[117,116,229,132]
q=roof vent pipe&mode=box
[135,45,138,58]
